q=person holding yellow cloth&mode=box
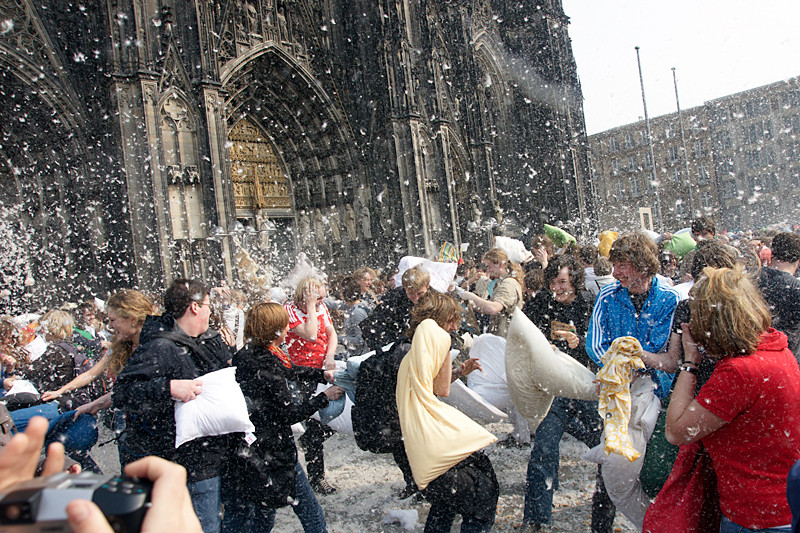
[595,336,647,461]
[396,292,498,532]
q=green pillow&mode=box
[543,224,577,248]
[663,232,696,260]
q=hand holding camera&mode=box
[0,416,202,533]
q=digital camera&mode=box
[0,472,151,532]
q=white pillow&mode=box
[310,385,355,435]
[441,379,507,425]
[173,366,254,448]
[504,309,597,432]
[7,379,38,396]
[493,236,534,264]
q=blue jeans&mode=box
[46,411,99,451]
[9,401,60,431]
[222,463,327,533]
[523,397,610,526]
[719,516,791,533]
[10,403,100,471]
[188,476,222,533]
[317,367,358,424]
[45,410,100,472]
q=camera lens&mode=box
[2,503,23,521]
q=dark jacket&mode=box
[228,343,329,507]
[359,286,414,353]
[758,266,800,361]
[112,314,231,481]
[522,290,594,370]
[352,340,410,453]
[21,341,91,411]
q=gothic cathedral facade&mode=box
[0,0,592,309]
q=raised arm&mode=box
[459,291,504,315]
[290,289,321,341]
[323,321,337,371]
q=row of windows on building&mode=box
[610,171,794,204]
[610,178,716,209]
[610,126,800,181]
[709,89,800,126]
[608,141,707,175]
[609,159,711,183]
[606,124,706,153]
[609,110,800,162]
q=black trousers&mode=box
[295,379,333,484]
[391,441,416,489]
[423,451,499,532]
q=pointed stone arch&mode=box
[0,1,104,310]
[221,42,365,268]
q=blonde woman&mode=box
[41,290,156,419]
[10,309,101,470]
[665,267,800,532]
[458,248,524,337]
[284,276,339,494]
[397,291,498,532]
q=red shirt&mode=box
[697,328,800,529]
[284,301,332,369]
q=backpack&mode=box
[352,342,410,454]
[56,341,106,407]
[72,332,103,363]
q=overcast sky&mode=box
[562,1,800,135]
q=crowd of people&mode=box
[0,216,799,533]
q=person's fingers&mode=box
[0,416,50,490]
[40,442,66,477]
[124,457,187,498]
[66,500,114,533]
[124,458,202,532]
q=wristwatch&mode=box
[679,363,698,375]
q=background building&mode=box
[588,75,800,233]
[0,0,593,311]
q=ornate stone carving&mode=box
[228,118,291,210]
[158,46,192,95]
[344,204,357,241]
[328,205,341,243]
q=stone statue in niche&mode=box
[344,204,357,241]
[312,208,326,248]
[298,209,311,247]
[378,184,392,231]
[328,206,342,243]
[357,192,372,239]
[255,211,270,247]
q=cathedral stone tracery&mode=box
[0,0,593,309]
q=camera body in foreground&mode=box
[0,472,151,532]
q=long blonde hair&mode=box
[106,290,156,376]
[482,248,525,287]
[689,266,771,358]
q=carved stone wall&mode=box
[0,0,592,303]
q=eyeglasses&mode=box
[194,300,211,308]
